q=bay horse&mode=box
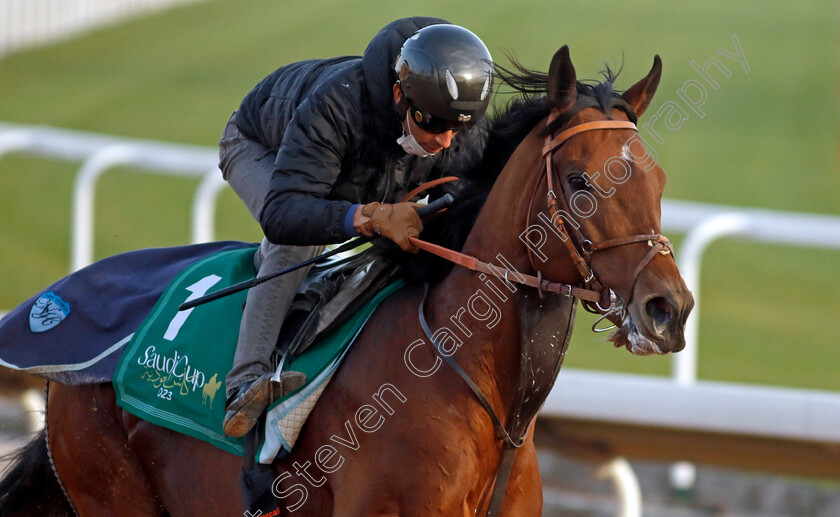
[0,46,693,516]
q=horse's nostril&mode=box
[645,297,672,328]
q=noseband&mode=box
[533,115,674,323]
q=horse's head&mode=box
[526,46,694,355]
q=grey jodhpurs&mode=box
[218,113,323,397]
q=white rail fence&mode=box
[0,122,225,272]
[0,0,206,57]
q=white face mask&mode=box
[396,112,435,157]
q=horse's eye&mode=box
[568,175,588,191]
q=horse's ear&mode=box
[621,55,662,118]
[547,45,576,108]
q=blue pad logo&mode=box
[29,291,71,333]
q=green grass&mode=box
[0,0,837,390]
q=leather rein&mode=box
[412,118,674,324]
[409,116,675,516]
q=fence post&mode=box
[674,213,751,386]
[191,168,226,244]
[72,145,141,270]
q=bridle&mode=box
[532,115,675,326]
[407,111,678,517]
[410,115,675,325]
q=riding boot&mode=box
[222,370,307,438]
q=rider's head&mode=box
[393,24,493,154]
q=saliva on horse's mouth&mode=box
[591,289,667,356]
[606,306,670,356]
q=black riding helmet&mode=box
[394,24,494,133]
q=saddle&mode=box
[274,244,401,364]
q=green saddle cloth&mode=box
[113,245,404,458]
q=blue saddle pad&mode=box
[0,241,256,385]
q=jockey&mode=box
[219,17,494,438]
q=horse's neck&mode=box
[427,263,576,437]
[426,267,522,425]
[423,126,572,433]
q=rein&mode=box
[408,238,602,302]
[411,118,675,321]
[412,116,676,517]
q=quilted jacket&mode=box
[234,17,485,245]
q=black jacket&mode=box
[234,17,484,245]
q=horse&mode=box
[0,46,693,516]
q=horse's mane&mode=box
[395,56,637,284]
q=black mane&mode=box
[493,56,638,129]
[397,58,636,283]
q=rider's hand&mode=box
[357,202,423,253]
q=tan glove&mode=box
[358,202,423,253]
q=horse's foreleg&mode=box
[47,383,164,516]
[495,436,543,517]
